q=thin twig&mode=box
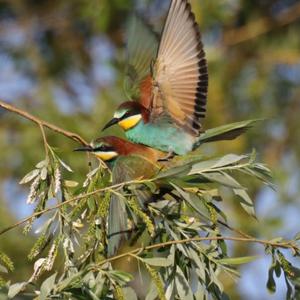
[93,236,299,269]
[0,99,89,146]
[39,124,49,157]
[0,178,152,236]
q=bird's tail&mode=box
[107,187,152,256]
[107,194,128,257]
[193,119,262,149]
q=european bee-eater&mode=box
[75,136,164,255]
[103,0,255,155]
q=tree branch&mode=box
[0,99,89,146]
[93,235,299,269]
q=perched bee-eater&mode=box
[75,136,164,255]
[103,0,255,155]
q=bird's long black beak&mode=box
[73,146,93,152]
[102,118,119,131]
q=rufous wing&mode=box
[151,0,208,135]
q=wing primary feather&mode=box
[151,0,208,135]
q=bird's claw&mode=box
[158,151,175,162]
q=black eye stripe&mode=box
[123,111,131,118]
[121,108,141,120]
[93,145,115,152]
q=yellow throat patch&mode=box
[94,151,118,161]
[118,114,142,130]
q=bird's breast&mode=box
[125,121,195,155]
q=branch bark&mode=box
[0,99,89,146]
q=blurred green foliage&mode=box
[0,0,299,299]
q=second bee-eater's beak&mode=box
[102,118,119,131]
[74,146,93,152]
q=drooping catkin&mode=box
[0,276,6,287]
[54,165,61,194]
[0,251,14,272]
[44,235,61,271]
[28,233,49,261]
[97,191,110,218]
[114,285,125,300]
[23,217,36,235]
[128,198,154,236]
[145,264,166,300]
[29,258,46,282]
[27,176,40,204]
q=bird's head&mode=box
[102,102,145,131]
[74,137,120,162]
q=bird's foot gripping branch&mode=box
[1,134,300,299]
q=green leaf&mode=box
[188,159,220,174]
[8,282,27,299]
[94,273,105,296]
[244,163,273,186]
[143,257,172,267]
[219,256,258,265]
[40,167,48,180]
[156,164,192,179]
[83,272,96,289]
[172,185,210,220]
[58,158,73,172]
[294,232,300,241]
[36,159,48,169]
[56,273,82,291]
[187,248,205,281]
[146,280,159,300]
[274,260,282,278]
[19,169,40,184]
[233,189,256,217]
[64,180,79,187]
[175,267,193,300]
[39,272,57,300]
[109,271,133,284]
[87,197,96,213]
[202,172,243,189]
[142,181,157,193]
[144,264,166,300]
[213,154,247,169]
[188,154,246,175]
[284,274,293,300]
[198,119,261,144]
[122,287,138,300]
[86,288,101,300]
[219,239,228,257]
[266,266,276,294]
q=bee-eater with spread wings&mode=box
[102,0,256,155]
[75,136,164,255]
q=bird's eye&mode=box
[94,145,114,152]
[123,111,131,119]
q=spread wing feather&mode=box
[151,0,208,135]
[124,15,158,108]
